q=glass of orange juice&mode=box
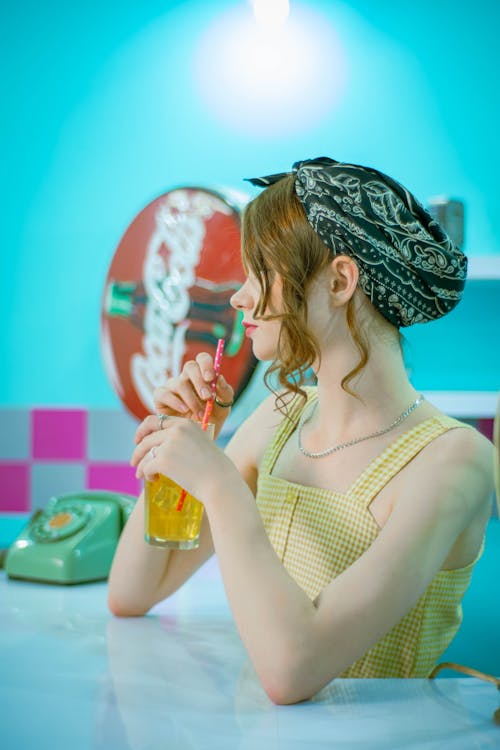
[144,422,214,549]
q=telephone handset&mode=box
[5,490,136,584]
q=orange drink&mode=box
[144,422,214,549]
[145,477,204,549]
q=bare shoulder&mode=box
[402,417,494,520]
[432,420,493,477]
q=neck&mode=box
[312,328,418,444]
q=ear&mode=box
[328,255,359,307]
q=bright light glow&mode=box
[193,5,346,137]
[252,0,290,28]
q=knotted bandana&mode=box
[245,157,467,327]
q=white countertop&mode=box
[1,560,498,750]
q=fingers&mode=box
[132,421,179,479]
[152,356,217,421]
[132,417,206,480]
[182,359,213,402]
[214,374,235,409]
[153,379,191,417]
[149,352,234,435]
[182,354,219,401]
[195,351,216,382]
[157,379,203,420]
[131,427,163,468]
[134,413,167,445]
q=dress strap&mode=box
[259,387,317,476]
[348,415,475,508]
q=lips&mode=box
[242,322,257,336]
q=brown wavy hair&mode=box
[241,174,370,413]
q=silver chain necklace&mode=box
[297,395,425,458]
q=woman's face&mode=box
[230,271,283,361]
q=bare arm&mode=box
[128,394,493,700]
[107,354,279,616]
[199,426,494,704]
[107,488,217,616]
[107,352,230,616]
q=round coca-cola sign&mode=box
[101,187,256,421]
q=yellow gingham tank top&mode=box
[256,388,485,678]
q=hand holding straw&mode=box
[176,338,225,512]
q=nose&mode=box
[230,278,253,311]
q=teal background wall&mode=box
[1,0,499,407]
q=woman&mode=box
[108,157,493,705]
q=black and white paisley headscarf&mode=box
[245,157,467,328]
